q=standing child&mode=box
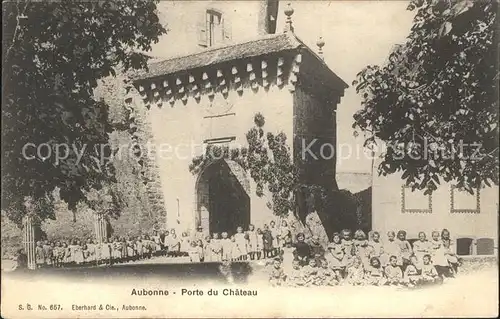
[203,236,212,262]
[246,224,259,260]
[188,241,201,262]
[63,242,72,266]
[327,232,346,279]
[369,231,384,261]
[234,226,248,261]
[196,239,205,262]
[270,221,279,256]
[365,256,387,286]
[341,229,356,266]
[256,228,264,260]
[210,233,223,262]
[86,239,96,265]
[179,232,191,257]
[384,255,404,286]
[279,220,292,249]
[262,224,274,258]
[382,231,402,267]
[72,239,84,265]
[100,238,112,265]
[396,230,413,270]
[230,236,240,261]
[35,241,45,269]
[268,258,287,287]
[220,232,232,261]
[412,231,431,270]
[42,241,53,267]
[168,233,181,257]
[353,230,374,269]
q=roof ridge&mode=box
[148,33,294,67]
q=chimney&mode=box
[258,0,279,35]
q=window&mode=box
[198,9,231,48]
[450,185,480,214]
[401,185,432,213]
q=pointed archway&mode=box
[195,159,250,236]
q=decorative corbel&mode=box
[247,62,258,90]
[288,54,302,93]
[189,74,201,102]
[232,66,242,94]
[277,57,284,87]
[261,60,269,88]
[203,72,214,98]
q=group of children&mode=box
[185,221,292,263]
[269,228,461,288]
[26,219,292,268]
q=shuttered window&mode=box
[198,9,231,48]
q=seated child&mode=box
[309,235,326,263]
[292,233,311,266]
[327,232,346,279]
[318,259,339,286]
[365,256,387,286]
[442,238,460,276]
[286,259,305,287]
[301,258,320,287]
[345,256,365,286]
[384,255,404,286]
[420,254,441,285]
[269,258,287,287]
[403,262,421,287]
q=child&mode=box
[246,224,259,260]
[86,239,96,265]
[180,232,191,257]
[42,241,53,267]
[365,256,387,286]
[345,256,365,286]
[63,242,72,266]
[403,261,420,287]
[286,259,305,287]
[168,233,181,257]
[353,230,374,269]
[443,238,460,276]
[270,221,279,255]
[412,231,431,270]
[35,241,45,269]
[318,259,339,286]
[309,235,326,263]
[341,229,356,266]
[230,236,240,261]
[327,232,346,279]
[203,236,213,262]
[369,231,384,261]
[234,226,248,261]
[210,233,223,262]
[73,239,84,265]
[279,220,292,249]
[100,238,112,265]
[384,255,404,286]
[292,233,311,266]
[82,244,90,264]
[396,230,413,270]
[420,254,440,285]
[262,224,274,258]
[301,258,320,287]
[382,231,401,267]
[256,228,264,260]
[220,232,232,261]
[268,257,287,287]
[196,239,205,262]
[188,241,201,262]
[135,237,144,260]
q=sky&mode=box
[148,0,416,173]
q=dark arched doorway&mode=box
[196,160,250,236]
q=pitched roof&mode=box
[133,32,348,90]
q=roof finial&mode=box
[284,3,294,33]
[316,36,325,60]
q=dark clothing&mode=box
[309,242,326,260]
[262,230,273,250]
[17,254,28,269]
[293,242,311,259]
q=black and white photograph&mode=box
[1,0,498,317]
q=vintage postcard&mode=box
[1,0,498,318]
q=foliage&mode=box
[353,0,498,194]
[2,1,166,225]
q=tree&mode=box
[2,1,166,225]
[353,0,498,194]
